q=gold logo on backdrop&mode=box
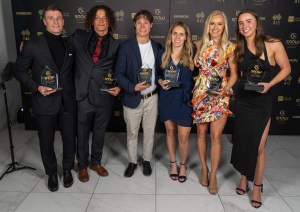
[272,14,281,25]
[38,9,44,19]
[116,10,125,21]
[21,29,31,40]
[283,75,292,85]
[276,110,289,122]
[196,12,205,23]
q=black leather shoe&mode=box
[142,161,152,176]
[124,163,137,177]
[63,170,74,188]
[48,174,58,192]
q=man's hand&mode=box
[107,86,121,96]
[38,86,57,96]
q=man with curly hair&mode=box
[69,5,120,182]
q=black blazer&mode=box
[14,35,76,115]
[68,29,119,107]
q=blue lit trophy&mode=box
[164,61,181,87]
[138,65,152,85]
[206,69,222,96]
[244,63,266,92]
[100,69,116,91]
[40,65,62,90]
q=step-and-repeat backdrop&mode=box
[11,0,300,134]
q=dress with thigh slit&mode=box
[230,44,275,182]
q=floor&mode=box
[0,124,299,212]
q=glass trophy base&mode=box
[167,81,181,87]
[244,83,264,92]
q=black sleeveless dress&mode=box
[230,44,275,182]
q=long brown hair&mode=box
[161,22,194,70]
[235,9,275,63]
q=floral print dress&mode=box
[191,40,236,124]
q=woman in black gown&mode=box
[230,9,291,208]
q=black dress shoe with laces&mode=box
[124,163,137,177]
[63,170,74,188]
[142,161,152,176]
[48,174,58,192]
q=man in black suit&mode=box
[68,5,120,182]
[14,5,76,191]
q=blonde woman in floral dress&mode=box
[191,10,237,194]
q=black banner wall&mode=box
[11,0,300,135]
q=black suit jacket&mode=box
[14,35,76,115]
[68,29,119,107]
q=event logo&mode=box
[38,9,43,19]
[16,11,32,16]
[21,29,30,40]
[276,110,289,123]
[174,14,189,19]
[231,10,241,25]
[61,28,67,38]
[251,0,267,6]
[192,35,198,41]
[288,16,300,22]
[272,14,281,25]
[113,33,128,40]
[278,96,292,102]
[153,9,166,23]
[295,0,300,3]
[283,75,292,85]
[289,58,299,63]
[75,7,85,23]
[196,12,205,23]
[150,35,166,40]
[286,33,300,48]
[115,10,125,22]
[296,98,300,106]
[131,13,136,19]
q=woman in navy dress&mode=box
[158,22,194,183]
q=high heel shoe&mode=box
[178,162,187,183]
[236,184,249,195]
[208,175,218,195]
[199,167,209,187]
[169,161,178,181]
[251,183,263,208]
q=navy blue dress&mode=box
[159,61,194,127]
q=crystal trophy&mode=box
[40,66,62,90]
[164,60,181,87]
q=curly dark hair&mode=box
[85,5,116,33]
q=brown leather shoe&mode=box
[78,169,89,182]
[91,165,108,177]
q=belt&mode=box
[141,89,157,99]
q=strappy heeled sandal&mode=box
[199,167,209,187]
[236,184,250,195]
[208,175,218,195]
[169,161,178,181]
[178,162,187,183]
[251,183,263,208]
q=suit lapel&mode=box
[133,38,142,68]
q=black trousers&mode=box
[77,98,112,169]
[35,108,76,176]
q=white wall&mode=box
[0,0,21,131]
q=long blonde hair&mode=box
[194,10,229,66]
[161,22,194,70]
